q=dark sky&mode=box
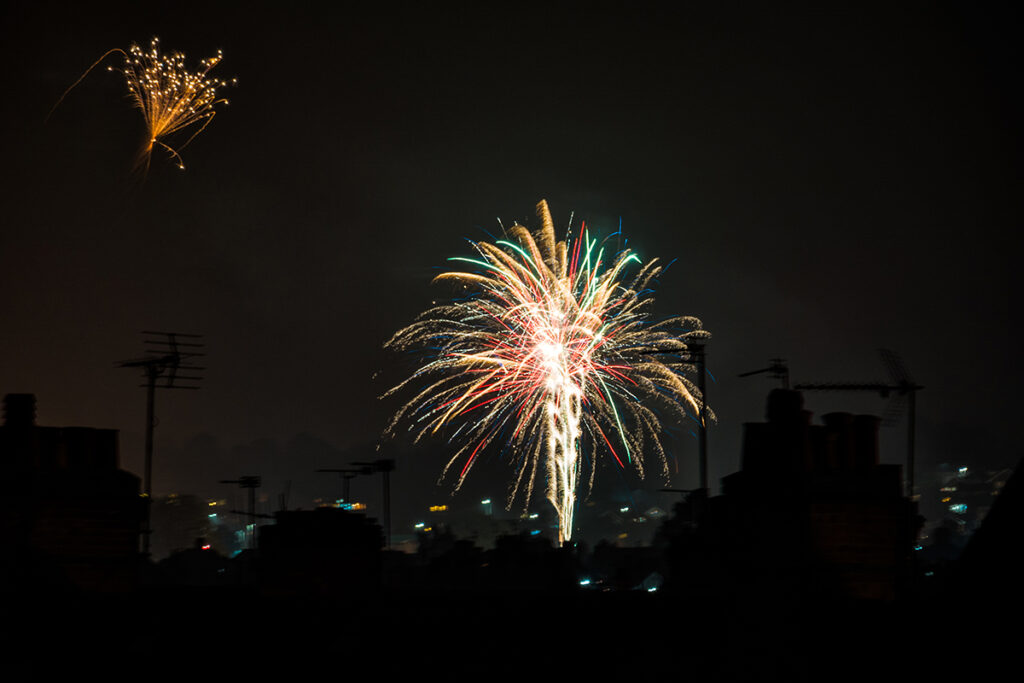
[1,2,1020,536]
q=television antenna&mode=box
[118,331,204,557]
[793,349,923,497]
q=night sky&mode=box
[1,2,1020,540]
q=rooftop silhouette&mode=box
[0,393,143,592]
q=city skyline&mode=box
[1,2,1019,537]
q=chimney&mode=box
[853,414,880,470]
[822,412,855,471]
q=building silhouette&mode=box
[247,506,384,596]
[665,389,921,601]
[0,393,143,592]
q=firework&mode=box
[50,37,234,171]
[383,200,711,543]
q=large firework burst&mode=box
[383,200,710,543]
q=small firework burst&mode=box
[51,37,234,172]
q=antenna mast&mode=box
[118,331,205,557]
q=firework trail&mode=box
[383,200,711,543]
[49,37,234,172]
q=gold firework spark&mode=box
[50,37,234,171]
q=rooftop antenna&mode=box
[316,465,373,507]
[279,479,291,512]
[737,358,790,388]
[793,349,923,498]
[351,459,395,549]
[219,475,263,550]
[118,331,204,557]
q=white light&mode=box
[481,499,491,505]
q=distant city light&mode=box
[201,544,211,550]
[958,467,969,476]
[619,507,629,513]
[579,578,591,586]
[429,505,448,512]
[414,522,425,529]
[208,513,217,518]
[528,513,539,519]
[949,503,968,514]
[530,530,541,536]
[481,499,492,505]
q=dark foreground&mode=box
[4,582,1011,681]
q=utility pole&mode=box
[119,331,204,557]
[639,342,711,491]
[692,344,709,491]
